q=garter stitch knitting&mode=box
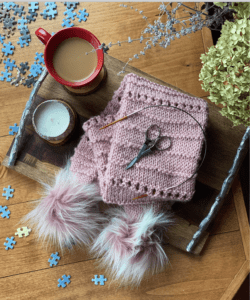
[70,73,208,217]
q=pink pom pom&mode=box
[22,163,107,251]
[90,206,174,287]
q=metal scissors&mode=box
[126,124,172,170]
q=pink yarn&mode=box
[70,73,208,217]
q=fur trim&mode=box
[90,206,174,287]
[22,163,106,250]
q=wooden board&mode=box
[2,54,247,191]
[0,2,248,299]
[1,53,247,256]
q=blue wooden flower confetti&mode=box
[9,123,19,135]
[26,11,37,23]
[29,63,43,77]
[0,70,12,82]
[77,9,89,22]
[17,17,27,29]
[46,7,57,19]
[20,27,31,41]
[34,52,44,65]
[2,42,15,56]
[3,2,16,10]
[17,37,30,48]
[22,76,37,88]
[4,237,16,250]
[0,34,6,44]
[62,18,74,28]
[45,2,57,9]
[0,205,11,219]
[48,252,61,267]
[58,275,71,288]
[3,58,16,70]
[2,185,15,199]
[64,8,77,20]
[41,2,57,19]
[28,2,39,13]
[13,5,25,17]
[64,2,79,9]
[19,62,29,74]
[40,10,52,20]
[92,275,107,286]
[3,16,16,30]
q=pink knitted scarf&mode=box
[70,73,208,217]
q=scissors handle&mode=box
[153,136,172,151]
[146,125,171,151]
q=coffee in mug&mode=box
[36,27,105,94]
[52,37,98,83]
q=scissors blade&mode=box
[126,143,152,170]
[126,156,138,170]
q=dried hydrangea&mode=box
[199,3,250,127]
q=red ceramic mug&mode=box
[35,27,104,89]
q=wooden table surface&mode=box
[0,3,249,300]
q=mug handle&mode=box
[35,28,51,45]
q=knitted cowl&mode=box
[23,73,208,287]
[70,73,208,286]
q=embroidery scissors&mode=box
[126,124,172,170]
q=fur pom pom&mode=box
[90,206,174,287]
[22,163,107,250]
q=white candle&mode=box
[34,101,70,138]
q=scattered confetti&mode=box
[17,36,30,48]
[13,5,25,17]
[3,2,16,11]
[45,2,57,9]
[2,185,15,200]
[46,7,58,19]
[17,16,28,29]
[2,42,15,56]
[40,10,51,20]
[62,18,74,28]
[92,275,107,286]
[20,27,31,41]
[15,227,32,237]
[4,237,16,250]
[48,252,61,267]
[0,70,12,82]
[19,62,29,74]
[0,34,6,44]
[64,2,79,10]
[28,2,39,13]
[26,11,37,23]
[3,58,16,70]
[34,52,44,65]
[3,16,16,30]
[29,62,43,77]
[77,9,89,22]
[9,123,19,135]
[0,205,10,218]
[58,275,71,288]
[22,75,37,88]
[64,8,76,21]
[0,8,9,23]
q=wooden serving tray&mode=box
[2,54,248,256]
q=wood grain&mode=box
[0,2,248,299]
[220,260,250,300]
[231,176,250,261]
